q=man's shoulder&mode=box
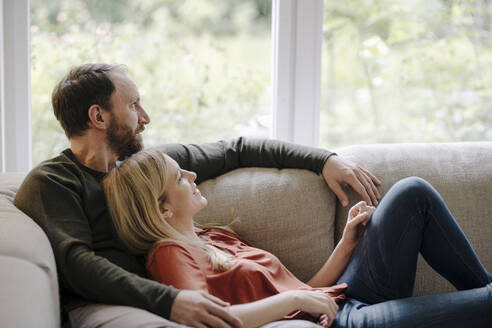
[27,150,82,182]
[14,151,85,202]
[13,150,86,215]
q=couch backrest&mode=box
[195,167,337,283]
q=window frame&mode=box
[1,0,32,172]
[271,0,323,147]
[1,0,322,172]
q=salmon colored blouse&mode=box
[147,228,347,322]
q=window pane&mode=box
[31,0,271,166]
[320,0,492,148]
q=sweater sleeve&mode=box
[13,167,179,318]
[147,243,209,292]
[154,137,335,184]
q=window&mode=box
[320,0,492,148]
[4,0,490,171]
[30,0,272,166]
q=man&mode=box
[14,63,380,328]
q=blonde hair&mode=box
[103,149,234,271]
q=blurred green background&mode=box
[31,0,492,167]
[30,0,272,166]
[321,0,492,148]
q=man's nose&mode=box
[138,107,151,125]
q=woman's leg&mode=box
[336,176,491,304]
[334,284,492,328]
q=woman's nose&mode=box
[185,170,197,182]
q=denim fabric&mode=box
[333,177,492,328]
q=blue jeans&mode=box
[333,177,492,328]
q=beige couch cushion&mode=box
[0,172,26,202]
[0,256,59,328]
[195,168,336,282]
[334,142,492,296]
[0,172,60,328]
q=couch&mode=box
[1,142,491,327]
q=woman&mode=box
[103,149,492,328]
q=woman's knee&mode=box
[392,176,435,200]
[397,176,432,190]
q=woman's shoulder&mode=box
[146,239,210,289]
[147,239,197,266]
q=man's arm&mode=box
[14,167,242,328]
[157,137,381,206]
[13,170,179,318]
[157,137,333,184]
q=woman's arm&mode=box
[307,241,357,288]
[230,290,338,328]
[149,243,338,327]
[307,201,376,287]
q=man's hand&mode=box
[170,290,243,328]
[322,155,381,207]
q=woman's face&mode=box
[160,155,208,228]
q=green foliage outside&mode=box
[31,0,492,166]
[321,0,492,148]
[30,0,271,166]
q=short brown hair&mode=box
[52,63,125,138]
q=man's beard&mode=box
[106,116,144,161]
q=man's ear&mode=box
[88,105,109,130]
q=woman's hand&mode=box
[288,290,338,327]
[341,201,376,249]
[229,289,338,328]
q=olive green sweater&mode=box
[14,137,333,323]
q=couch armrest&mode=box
[0,196,60,327]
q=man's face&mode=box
[106,71,150,160]
[106,113,144,160]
